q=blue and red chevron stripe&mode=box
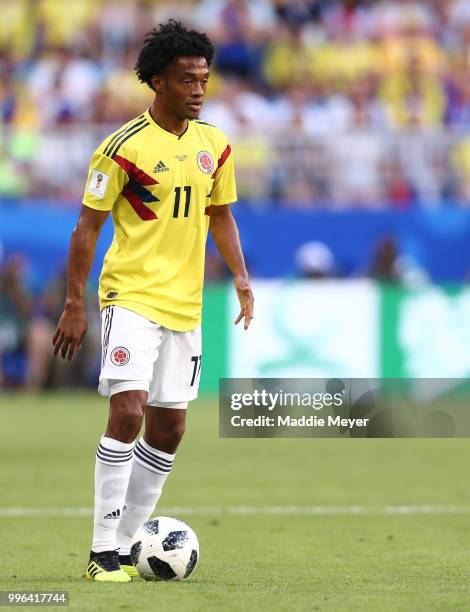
[113,154,159,221]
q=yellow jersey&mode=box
[82,109,237,331]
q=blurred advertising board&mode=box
[201,281,470,392]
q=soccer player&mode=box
[52,20,253,583]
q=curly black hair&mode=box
[135,20,215,90]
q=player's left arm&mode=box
[209,138,253,330]
[209,204,254,330]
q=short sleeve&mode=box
[82,148,129,211]
[210,141,237,206]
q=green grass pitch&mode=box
[1,392,470,611]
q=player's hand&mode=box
[52,302,88,361]
[233,275,254,330]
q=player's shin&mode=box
[92,435,135,553]
[116,438,175,555]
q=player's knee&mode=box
[108,410,144,441]
[167,420,186,443]
[124,409,145,438]
[108,391,146,441]
[152,419,185,450]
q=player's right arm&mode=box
[52,206,109,361]
[53,140,129,361]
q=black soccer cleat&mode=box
[85,550,131,582]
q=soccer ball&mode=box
[130,517,199,581]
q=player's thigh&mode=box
[147,326,202,406]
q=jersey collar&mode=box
[144,109,191,141]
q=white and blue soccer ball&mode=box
[130,517,199,581]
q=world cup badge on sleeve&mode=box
[88,169,109,198]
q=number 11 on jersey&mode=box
[173,186,192,218]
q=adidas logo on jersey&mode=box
[153,160,169,173]
[104,509,121,519]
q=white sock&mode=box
[116,438,175,555]
[92,435,135,553]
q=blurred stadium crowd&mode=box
[3,0,470,207]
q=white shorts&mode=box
[98,306,202,408]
